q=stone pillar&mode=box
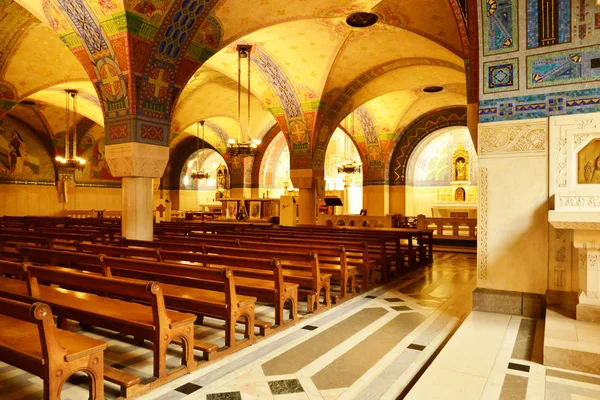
[122,177,154,240]
[473,118,548,317]
[363,185,389,216]
[105,142,169,241]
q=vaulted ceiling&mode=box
[0,0,468,172]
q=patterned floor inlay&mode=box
[302,325,318,331]
[206,391,242,400]
[268,379,305,395]
[391,305,412,311]
[261,308,388,376]
[13,253,591,399]
[507,362,530,373]
[174,382,202,394]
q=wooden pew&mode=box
[0,297,107,400]
[160,233,374,290]
[199,243,355,299]
[98,255,261,345]
[19,247,258,354]
[0,260,197,393]
[100,255,290,330]
[159,247,330,312]
[73,243,296,326]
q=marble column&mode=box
[105,142,169,241]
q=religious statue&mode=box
[455,158,466,181]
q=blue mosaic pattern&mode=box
[527,46,600,88]
[479,87,600,122]
[253,47,303,120]
[158,0,207,59]
[484,58,518,93]
[57,0,109,54]
[527,0,570,48]
[482,0,518,55]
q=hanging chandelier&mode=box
[55,89,85,170]
[190,120,210,180]
[337,110,362,176]
[226,44,261,158]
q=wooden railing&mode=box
[396,215,477,240]
[317,214,393,228]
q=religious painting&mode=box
[79,137,119,183]
[0,116,54,181]
[249,201,261,220]
[455,187,466,202]
[578,139,600,183]
[226,201,238,219]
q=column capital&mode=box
[105,142,169,178]
[290,168,324,189]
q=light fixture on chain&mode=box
[226,44,261,158]
[337,109,362,175]
[190,120,210,180]
[55,89,85,170]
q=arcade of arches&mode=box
[1,0,600,398]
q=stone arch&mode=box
[389,107,467,186]
[167,134,224,190]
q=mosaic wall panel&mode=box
[527,0,571,49]
[481,0,519,55]
[484,58,519,94]
[527,45,600,88]
[479,86,600,122]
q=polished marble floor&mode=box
[2,253,598,399]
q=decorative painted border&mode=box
[526,45,600,89]
[481,0,519,56]
[478,167,488,281]
[483,57,519,94]
[479,87,600,122]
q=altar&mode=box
[431,145,477,218]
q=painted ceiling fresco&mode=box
[0,0,468,181]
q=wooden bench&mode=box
[0,297,107,400]
[160,246,327,313]
[19,247,254,356]
[0,260,196,394]
[173,232,376,291]
[102,252,296,328]
[99,255,260,348]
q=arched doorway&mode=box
[324,128,363,215]
[258,131,294,198]
[405,126,477,217]
[179,149,228,210]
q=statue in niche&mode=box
[584,155,600,183]
[455,187,466,202]
[577,140,600,184]
[455,157,466,181]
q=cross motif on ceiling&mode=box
[148,69,169,98]
[100,64,120,96]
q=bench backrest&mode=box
[77,243,160,260]
[99,255,239,308]
[0,259,26,279]
[0,297,65,370]
[20,247,104,274]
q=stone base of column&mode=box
[576,303,600,323]
[472,287,544,318]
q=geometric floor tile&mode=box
[268,379,305,395]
